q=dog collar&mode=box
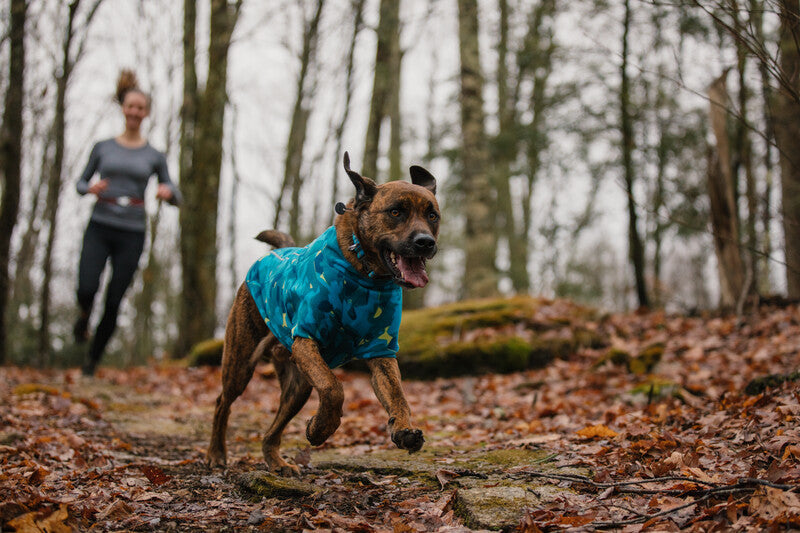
[349,233,376,278]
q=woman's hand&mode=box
[156,184,173,201]
[88,179,109,196]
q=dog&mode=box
[206,152,440,475]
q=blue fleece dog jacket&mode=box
[245,226,402,369]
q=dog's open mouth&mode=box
[383,250,429,288]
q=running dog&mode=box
[206,152,440,475]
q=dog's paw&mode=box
[306,415,338,446]
[205,451,227,469]
[391,428,424,453]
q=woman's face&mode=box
[121,91,149,131]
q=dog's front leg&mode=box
[291,337,344,446]
[366,357,424,452]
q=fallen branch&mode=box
[514,471,799,528]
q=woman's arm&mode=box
[76,143,101,195]
[154,152,182,206]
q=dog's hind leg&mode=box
[261,347,312,476]
[207,285,269,468]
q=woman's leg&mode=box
[75,221,111,343]
[84,228,145,375]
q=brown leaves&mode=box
[1,303,800,531]
[7,504,72,533]
[576,424,618,440]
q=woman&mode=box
[74,70,181,376]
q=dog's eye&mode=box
[428,212,439,222]
[390,209,401,217]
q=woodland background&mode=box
[0,0,799,366]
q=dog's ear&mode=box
[343,151,377,206]
[409,165,436,195]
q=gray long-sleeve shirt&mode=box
[76,138,182,232]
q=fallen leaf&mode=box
[576,424,618,440]
[8,504,71,533]
[140,464,170,486]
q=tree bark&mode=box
[708,71,746,308]
[38,0,84,364]
[0,0,27,365]
[330,0,366,226]
[271,0,324,242]
[751,0,775,293]
[176,0,198,357]
[177,0,241,356]
[620,0,649,308]
[457,0,497,298]
[362,0,400,180]
[774,0,800,298]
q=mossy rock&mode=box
[454,486,547,531]
[744,370,800,395]
[629,343,664,374]
[396,296,600,379]
[187,338,224,367]
[629,378,681,401]
[594,343,663,375]
[236,471,319,500]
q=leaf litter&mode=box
[0,301,799,531]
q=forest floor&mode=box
[1,302,800,532]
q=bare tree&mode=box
[774,0,800,298]
[329,0,366,226]
[177,0,242,357]
[38,0,105,364]
[272,0,325,242]
[620,0,649,308]
[457,0,498,298]
[0,0,27,364]
[362,0,400,181]
[708,71,746,308]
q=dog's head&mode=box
[336,152,440,289]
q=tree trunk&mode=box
[272,0,325,242]
[620,0,649,308]
[774,0,800,298]
[177,0,241,356]
[0,0,27,365]
[38,0,83,364]
[329,0,366,226]
[176,0,198,357]
[362,0,400,180]
[708,71,746,308]
[751,0,774,293]
[730,5,758,296]
[457,0,497,298]
[493,0,521,293]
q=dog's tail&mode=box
[255,230,296,249]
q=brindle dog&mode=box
[206,152,440,475]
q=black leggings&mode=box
[77,221,145,367]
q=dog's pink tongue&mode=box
[396,256,429,288]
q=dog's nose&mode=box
[413,233,436,255]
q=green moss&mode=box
[187,338,224,367]
[594,347,631,368]
[744,370,800,395]
[454,486,548,531]
[396,296,600,379]
[629,378,680,400]
[630,343,664,374]
[236,471,319,500]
